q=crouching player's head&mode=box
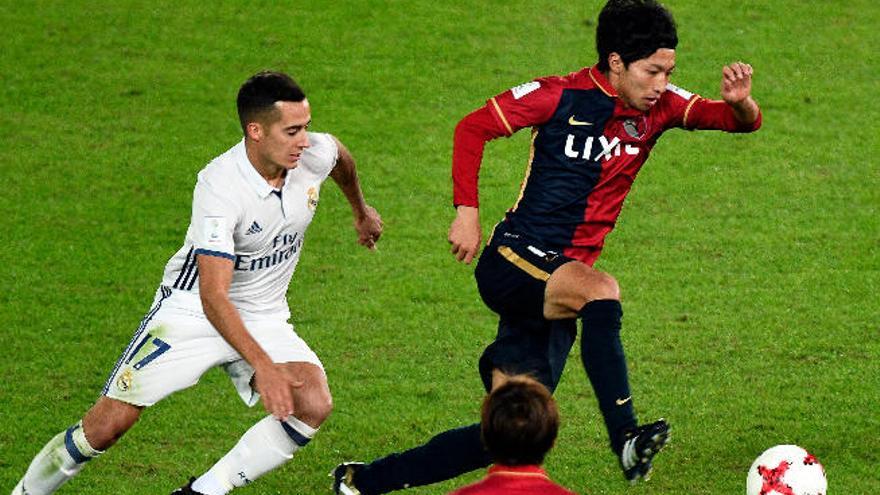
[481,376,559,466]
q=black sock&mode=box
[355,423,490,494]
[579,299,637,453]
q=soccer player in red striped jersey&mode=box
[333,1,761,493]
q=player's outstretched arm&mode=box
[721,62,760,125]
[449,105,507,265]
[330,136,383,250]
[198,254,303,420]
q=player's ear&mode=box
[245,121,263,142]
[608,53,624,75]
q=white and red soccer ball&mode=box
[746,445,826,495]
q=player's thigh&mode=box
[544,261,620,319]
[475,229,573,319]
[478,315,577,393]
[103,307,230,407]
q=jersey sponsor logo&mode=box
[564,134,639,161]
[234,232,302,272]
[511,81,540,99]
[568,115,593,126]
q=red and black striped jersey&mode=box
[453,65,761,265]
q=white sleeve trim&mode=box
[666,83,694,101]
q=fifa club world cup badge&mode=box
[204,216,227,246]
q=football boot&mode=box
[619,418,670,484]
[331,462,365,495]
[170,477,206,495]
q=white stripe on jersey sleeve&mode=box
[666,83,695,101]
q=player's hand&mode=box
[721,62,753,106]
[448,205,482,264]
[253,363,305,420]
[721,61,760,125]
[354,205,383,250]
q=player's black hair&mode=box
[236,70,306,134]
[595,0,678,71]
[481,376,559,466]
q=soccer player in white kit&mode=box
[12,71,384,495]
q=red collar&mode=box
[588,64,618,98]
[487,465,549,479]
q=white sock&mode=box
[192,416,317,495]
[13,422,102,495]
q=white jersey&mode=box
[159,132,338,321]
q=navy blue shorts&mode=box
[475,223,578,393]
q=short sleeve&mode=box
[301,132,339,181]
[653,83,701,130]
[486,77,563,136]
[191,180,238,260]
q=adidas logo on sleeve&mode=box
[245,221,262,235]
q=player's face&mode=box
[614,49,676,112]
[253,99,312,171]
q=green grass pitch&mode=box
[1,1,877,494]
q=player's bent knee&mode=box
[283,362,332,426]
[296,389,333,428]
[315,392,333,422]
[591,272,621,301]
[547,262,621,313]
[310,391,333,423]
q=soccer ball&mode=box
[746,445,826,495]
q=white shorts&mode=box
[103,287,323,407]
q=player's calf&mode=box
[82,396,142,449]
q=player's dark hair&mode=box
[237,70,306,134]
[595,0,678,71]
[481,376,559,466]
